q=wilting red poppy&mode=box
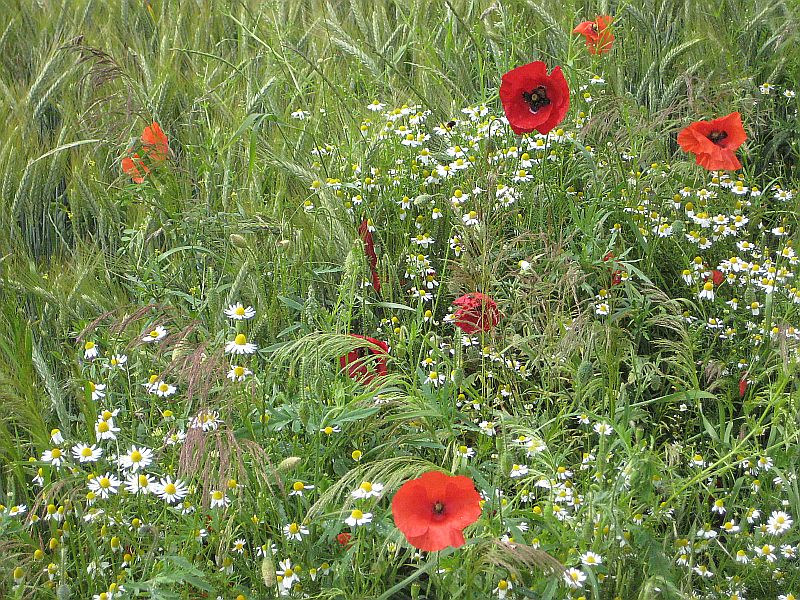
[499,61,570,135]
[677,112,746,171]
[572,16,614,55]
[122,121,169,183]
[339,335,388,384]
[707,269,725,286]
[358,219,381,292]
[739,379,748,398]
[452,293,500,334]
[336,532,352,547]
[392,471,482,552]
[603,252,623,286]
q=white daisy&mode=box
[224,302,256,320]
[108,354,127,369]
[351,481,384,499]
[95,418,120,441]
[72,443,102,463]
[225,333,258,355]
[227,365,253,382]
[83,341,99,360]
[87,473,121,499]
[563,567,586,589]
[124,472,154,495]
[581,551,603,567]
[277,559,299,591]
[150,381,176,397]
[209,490,229,509]
[345,509,373,527]
[283,522,309,541]
[142,325,167,343]
[154,476,189,504]
[50,429,64,444]
[118,446,154,472]
[41,448,66,468]
[86,381,106,401]
[767,510,793,535]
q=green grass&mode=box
[1,0,799,598]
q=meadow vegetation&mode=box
[0,0,799,598]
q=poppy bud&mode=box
[739,379,748,397]
[278,457,302,471]
[576,360,593,387]
[229,233,248,249]
[261,557,276,585]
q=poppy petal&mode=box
[141,122,169,161]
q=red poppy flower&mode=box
[121,153,150,184]
[391,471,482,552]
[677,112,746,171]
[141,122,169,161]
[336,532,352,547]
[451,293,501,334]
[499,61,570,135]
[339,335,388,384]
[358,219,381,293]
[122,121,169,183]
[739,379,748,398]
[572,16,614,55]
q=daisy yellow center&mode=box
[159,383,169,392]
[234,366,245,377]
[360,482,373,493]
[323,426,334,435]
[292,481,305,491]
[703,282,714,291]
[762,545,771,553]
[150,330,159,338]
[111,357,118,365]
[81,447,92,457]
[458,445,468,454]
[164,483,177,495]
[98,421,109,433]
[284,567,294,577]
[84,341,95,350]
[138,475,148,486]
[212,491,224,500]
[522,85,550,112]
[99,477,111,488]
[351,509,364,520]
[234,334,247,345]
[288,523,300,534]
[51,448,62,459]
[102,410,112,420]
[498,580,509,590]
[130,451,142,462]
[149,375,159,384]
[88,381,96,392]
[429,371,438,379]
[235,306,245,316]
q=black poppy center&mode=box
[707,130,728,145]
[522,86,550,113]
[433,501,445,515]
[590,23,599,33]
